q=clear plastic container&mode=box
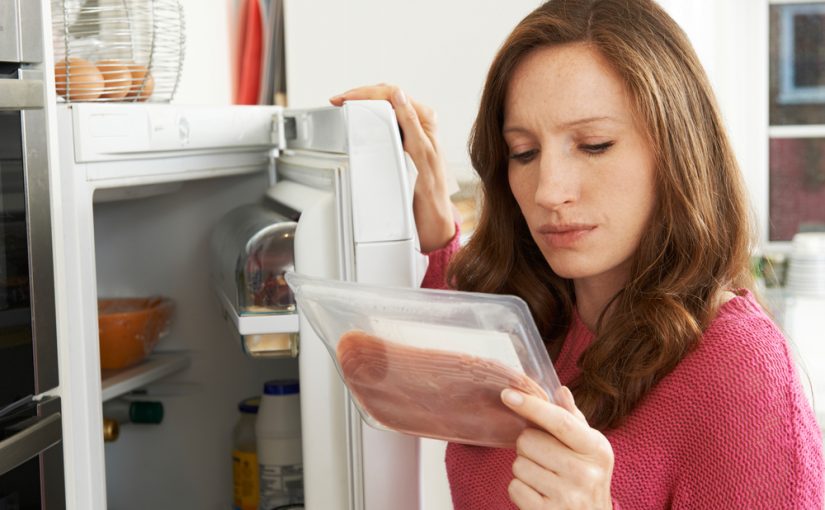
[285,272,561,449]
[210,202,300,358]
[210,203,298,315]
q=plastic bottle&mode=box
[256,379,303,509]
[233,397,260,510]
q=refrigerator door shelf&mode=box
[216,287,300,358]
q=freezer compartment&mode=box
[210,201,300,357]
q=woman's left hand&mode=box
[501,386,614,509]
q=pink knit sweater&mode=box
[423,232,824,509]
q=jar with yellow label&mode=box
[233,397,260,510]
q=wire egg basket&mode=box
[51,0,185,103]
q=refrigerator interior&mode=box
[93,173,299,509]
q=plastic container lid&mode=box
[263,379,300,396]
[238,397,261,414]
[285,272,561,449]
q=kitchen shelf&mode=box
[101,352,191,402]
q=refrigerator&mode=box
[49,99,452,509]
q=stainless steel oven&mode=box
[0,0,64,508]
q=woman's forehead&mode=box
[503,43,636,131]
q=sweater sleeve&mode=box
[675,310,824,509]
[420,223,461,290]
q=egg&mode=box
[96,59,133,100]
[54,57,105,102]
[124,63,155,102]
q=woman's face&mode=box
[505,43,657,288]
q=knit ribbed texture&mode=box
[420,224,461,291]
[423,239,825,509]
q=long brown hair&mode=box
[448,0,754,430]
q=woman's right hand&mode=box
[329,84,456,253]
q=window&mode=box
[769,1,825,242]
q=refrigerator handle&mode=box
[0,412,61,476]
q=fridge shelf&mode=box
[101,352,191,402]
[217,289,299,336]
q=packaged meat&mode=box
[285,272,561,448]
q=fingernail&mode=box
[329,94,343,102]
[502,389,524,407]
[392,88,408,106]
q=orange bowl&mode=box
[98,297,175,370]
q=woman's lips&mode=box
[538,225,597,249]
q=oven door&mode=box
[0,70,58,412]
[0,72,62,508]
[0,396,64,509]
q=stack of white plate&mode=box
[786,233,825,297]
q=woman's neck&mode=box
[573,265,631,331]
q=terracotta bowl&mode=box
[98,297,175,370]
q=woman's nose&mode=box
[533,152,579,209]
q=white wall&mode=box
[657,0,769,248]
[283,0,543,183]
[172,0,234,105]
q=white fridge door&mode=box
[270,100,426,510]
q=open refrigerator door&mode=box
[52,99,436,509]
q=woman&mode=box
[330,0,824,508]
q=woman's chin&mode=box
[544,255,601,280]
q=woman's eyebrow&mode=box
[557,115,619,128]
[503,116,621,135]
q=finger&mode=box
[556,386,587,423]
[330,86,436,129]
[410,98,438,134]
[515,427,569,474]
[512,453,563,498]
[328,85,432,152]
[507,477,544,509]
[502,389,594,454]
[387,87,433,158]
[329,84,394,103]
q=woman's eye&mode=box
[579,141,615,155]
[509,149,538,163]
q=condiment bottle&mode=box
[102,399,164,442]
[233,397,260,510]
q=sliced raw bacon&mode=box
[336,329,549,448]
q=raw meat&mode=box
[336,329,549,448]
